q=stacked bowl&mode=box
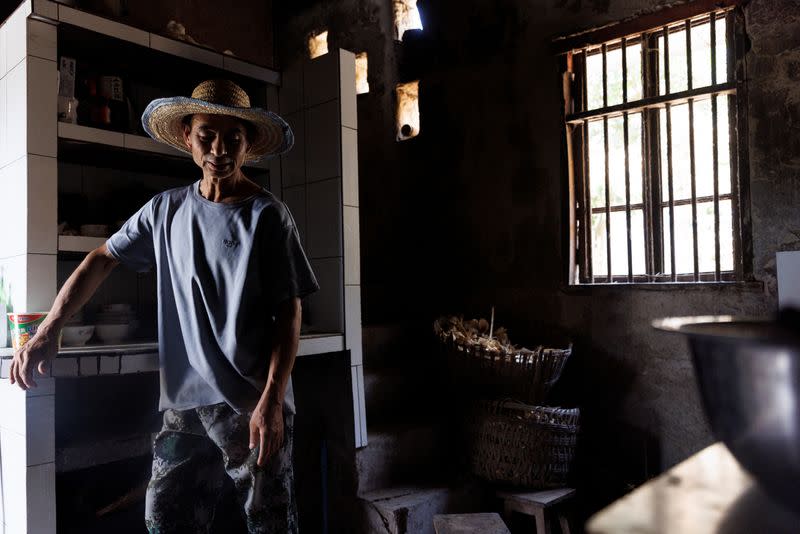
[95,304,137,344]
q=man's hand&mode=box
[10,327,59,389]
[249,400,284,467]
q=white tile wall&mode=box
[26,19,56,61]
[25,395,54,465]
[27,56,57,157]
[304,52,339,108]
[27,155,57,254]
[119,352,159,373]
[345,285,362,366]
[341,127,359,207]
[27,377,54,396]
[279,62,303,116]
[26,462,56,532]
[343,206,360,285]
[0,379,27,436]
[778,251,800,309]
[305,100,341,182]
[4,5,28,76]
[100,355,121,374]
[282,186,307,247]
[356,364,367,445]
[0,157,28,259]
[339,50,357,130]
[0,74,7,166]
[51,357,78,377]
[282,112,306,187]
[26,253,56,311]
[6,59,27,165]
[1,428,28,532]
[307,257,343,333]
[350,365,362,447]
[79,356,99,376]
[307,178,342,259]
[0,17,7,79]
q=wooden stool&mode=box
[433,512,511,534]
[497,487,575,534]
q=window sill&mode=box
[560,280,764,294]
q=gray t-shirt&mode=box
[106,181,318,414]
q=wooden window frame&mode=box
[557,1,752,286]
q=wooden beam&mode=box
[551,0,747,55]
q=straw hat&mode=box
[141,79,293,162]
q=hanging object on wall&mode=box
[308,30,329,59]
[396,80,420,141]
[393,0,423,41]
[355,52,369,94]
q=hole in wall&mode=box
[393,0,423,41]
[396,80,419,141]
[308,30,329,59]
[355,52,369,94]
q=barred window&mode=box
[559,4,750,284]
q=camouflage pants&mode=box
[145,403,298,534]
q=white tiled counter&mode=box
[0,334,345,377]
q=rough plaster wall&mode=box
[278,0,800,513]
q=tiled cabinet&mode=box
[0,1,366,532]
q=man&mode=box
[10,79,317,533]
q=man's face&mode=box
[183,113,251,180]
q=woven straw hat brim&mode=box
[141,97,294,162]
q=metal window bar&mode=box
[570,9,739,284]
[622,38,633,281]
[580,48,593,282]
[663,25,677,280]
[711,12,721,280]
[686,20,700,281]
[643,32,661,279]
[602,44,612,281]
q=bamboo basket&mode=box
[466,400,579,488]
[435,317,571,405]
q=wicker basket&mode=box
[439,331,571,405]
[466,400,579,489]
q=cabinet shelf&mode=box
[34,0,280,85]
[58,235,107,253]
[57,122,270,171]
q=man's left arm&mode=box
[249,297,302,466]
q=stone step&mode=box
[357,484,492,534]
[356,423,456,495]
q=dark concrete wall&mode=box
[277,0,800,516]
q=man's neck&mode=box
[199,172,259,203]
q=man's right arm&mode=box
[10,244,119,389]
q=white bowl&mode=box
[95,324,131,344]
[61,325,95,346]
[79,224,110,237]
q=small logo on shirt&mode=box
[223,239,240,248]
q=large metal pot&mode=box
[654,312,800,514]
